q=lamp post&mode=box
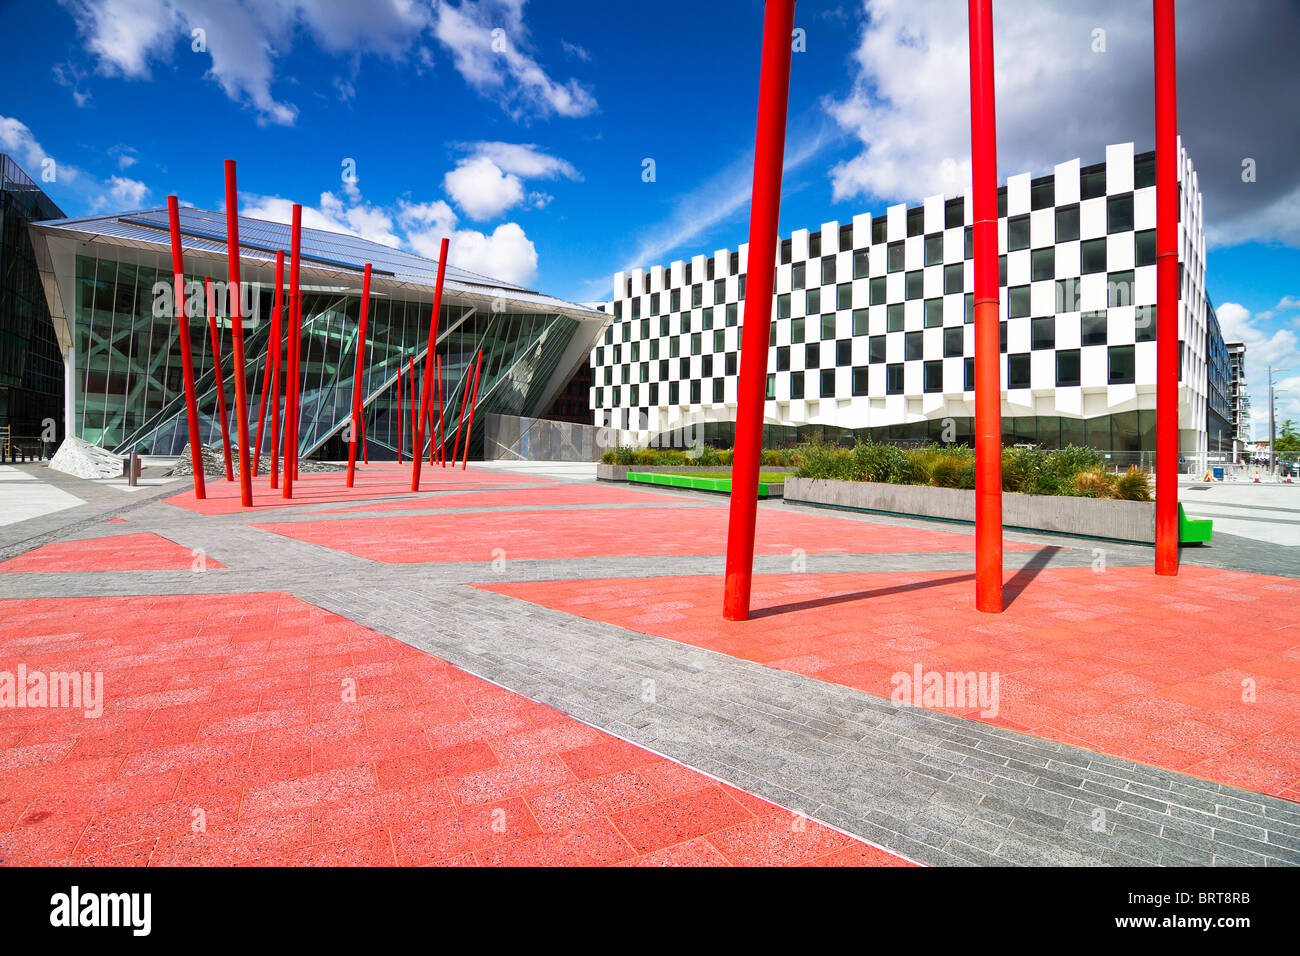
[1268,366,1289,478]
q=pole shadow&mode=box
[750,572,976,620]
[1002,545,1064,609]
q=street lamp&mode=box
[1267,365,1290,478]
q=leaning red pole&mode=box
[166,196,206,499]
[396,366,403,464]
[450,350,476,467]
[411,237,450,491]
[283,204,302,499]
[204,277,233,481]
[346,263,373,487]
[969,0,1003,612]
[223,160,253,507]
[721,0,796,621]
[460,350,484,470]
[268,251,284,489]
[409,357,417,464]
[436,354,445,467]
[1153,0,1180,576]
[252,265,278,477]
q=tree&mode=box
[1276,419,1300,455]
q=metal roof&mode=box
[31,205,605,317]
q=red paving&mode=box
[481,565,1300,800]
[166,463,552,517]
[316,483,692,514]
[0,593,909,867]
[0,533,226,573]
[256,505,1039,564]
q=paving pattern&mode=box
[0,459,1297,867]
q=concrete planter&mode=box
[783,477,1156,544]
[597,463,788,482]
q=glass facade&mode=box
[70,249,582,460]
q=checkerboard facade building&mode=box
[590,141,1222,464]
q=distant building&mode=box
[0,154,66,444]
[1227,341,1249,461]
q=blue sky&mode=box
[2,0,1297,433]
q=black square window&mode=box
[839,223,853,251]
[837,283,852,310]
[613,300,623,319]
[1055,203,1080,243]
[631,298,641,320]
[730,251,740,274]
[707,258,716,280]
[1080,164,1106,200]
[765,373,775,399]
[1000,319,1007,353]
[997,187,1007,218]
[809,232,821,257]
[780,239,792,264]
[964,226,973,259]
[701,308,714,331]
[923,360,944,393]
[691,284,702,307]
[886,304,904,332]
[1031,247,1055,282]
[806,288,821,314]
[869,276,887,305]
[821,255,836,285]
[821,313,836,340]
[1136,305,1157,342]
[944,262,964,295]
[964,356,975,390]
[1134,152,1156,189]
[872,218,887,244]
[738,274,746,299]
[905,330,923,361]
[853,249,870,279]
[690,380,701,403]
[907,206,925,237]
[1031,176,1055,210]
[790,371,804,400]
[805,343,820,368]
[679,312,690,333]
[999,254,1007,287]
[924,234,943,267]
[887,241,904,273]
[852,366,869,396]
[791,262,805,291]
[836,339,851,366]
[1007,214,1031,251]
[1135,229,1156,268]
[964,293,974,324]
[1008,353,1031,389]
[791,316,805,344]
[713,378,725,403]
[852,308,869,336]
[945,198,964,229]
[714,329,725,352]
[1107,193,1134,234]
[1056,349,1081,386]
[924,298,943,327]
[905,270,923,300]
[1108,344,1136,384]
[1031,316,1055,350]
[669,382,679,404]
[1008,285,1031,318]
[943,326,963,357]
[869,335,886,363]
[820,369,835,397]
[1081,311,1108,346]
[701,354,713,377]
[777,293,791,319]
[1081,238,1107,274]
[1107,270,1134,308]
[776,345,790,371]
[679,357,690,378]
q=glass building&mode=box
[0,154,66,443]
[28,206,607,461]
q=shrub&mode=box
[796,442,856,480]
[1071,469,1115,498]
[850,441,912,483]
[928,455,965,488]
[600,449,616,464]
[1046,444,1104,481]
[1113,466,1152,501]
[718,448,735,466]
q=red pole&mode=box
[460,350,484,471]
[1153,0,1180,576]
[253,260,279,477]
[346,263,373,487]
[205,277,233,481]
[411,237,450,491]
[396,365,403,464]
[223,160,254,507]
[436,353,445,467]
[166,196,206,500]
[451,350,475,467]
[410,356,417,464]
[969,0,1003,612]
[360,396,367,463]
[268,251,283,489]
[721,0,796,621]
[283,204,302,499]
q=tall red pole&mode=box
[346,263,373,487]
[460,350,484,470]
[223,160,254,507]
[969,0,1003,612]
[166,196,206,499]
[721,0,796,621]
[411,237,450,491]
[396,365,403,464]
[204,277,233,481]
[283,204,302,499]
[451,350,475,467]
[409,356,417,463]
[253,261,279,477]
[268,251,283,489]
[436,354,445,467]
[1153,0,1180,576]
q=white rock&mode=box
[48,436,125,479]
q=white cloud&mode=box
[561,40,591,63]
[443,156,525,220]
[104,175,149,208]
[463,141,581,181]
[444,222,537,286]
[1216,300,1300,434]
[433,0,597,120]
[826,0,1300,247]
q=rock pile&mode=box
[167,444,346,477]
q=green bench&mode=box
[1179,503,1213,544]
[625,472,774,497]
